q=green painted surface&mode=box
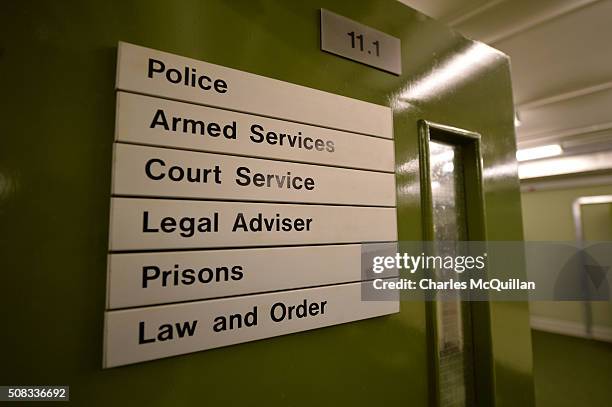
[521,183,612,241]
[532,330,612,407]
[582,203,612,241]
[1,0,533,405]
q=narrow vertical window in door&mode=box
[419,120,493,407]
[429,141,474,407]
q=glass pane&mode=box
[429,140,474,407]
[430,141,467,242]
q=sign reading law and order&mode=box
[104,41,399,368]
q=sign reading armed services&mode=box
[104,41,399,368]
[115,92,394,172]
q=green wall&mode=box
[521,180,612,334]
[1,1,533,405]
[522,182,612,241]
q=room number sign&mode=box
[320,9,402,75]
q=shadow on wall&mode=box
[522,182,612,341]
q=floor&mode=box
[531,330,612,407]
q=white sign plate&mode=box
[320,9,402,75]
[108,198,397,251]
[103,280,399,367]
[116,42,392,138]
[115,92,395,172]
[112,143,396,206]
[107,243,399,309]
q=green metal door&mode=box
[1,1,535,405]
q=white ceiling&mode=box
[398,0,612,174]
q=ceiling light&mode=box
[516,144,562,162]
[518,150,612,179]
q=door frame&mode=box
[572,194,612,338]
[418,119,495,407]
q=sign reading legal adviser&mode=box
[108,198,397,251]
[105,41,399,368]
